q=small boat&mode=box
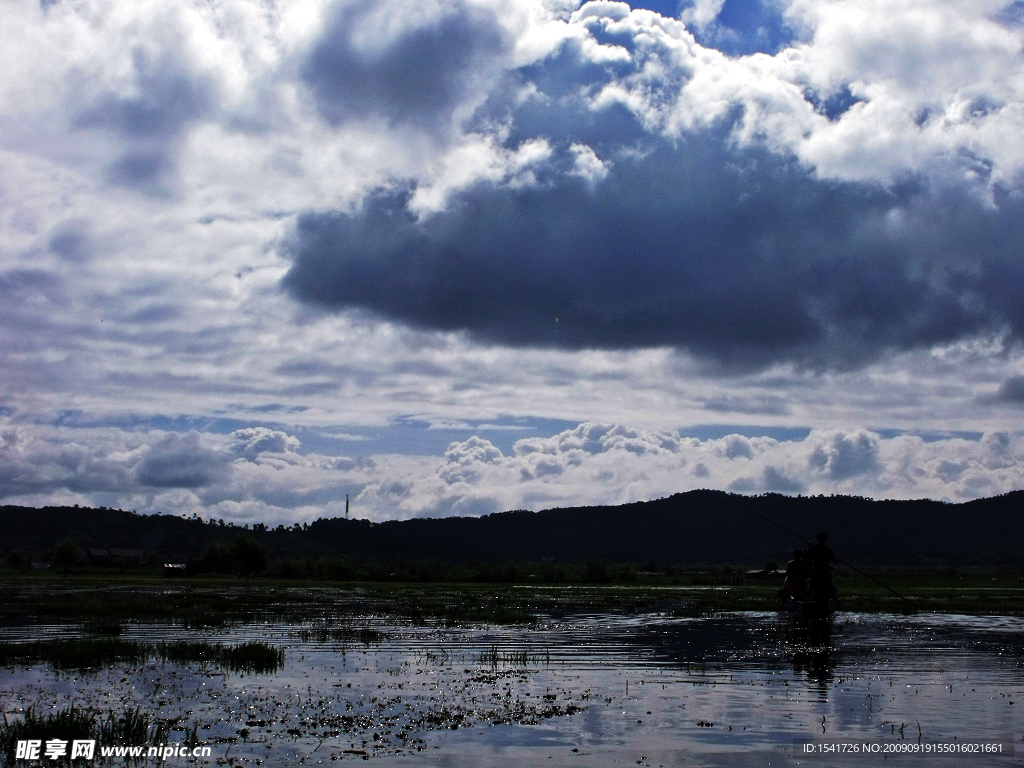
[781,597,836,620]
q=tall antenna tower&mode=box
[345,494,349,520]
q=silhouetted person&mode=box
[806,532,835,565]
[783,549,810,600]
[806,532,837,602]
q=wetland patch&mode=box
[1,586,1024,766]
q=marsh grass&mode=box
[0,705,93,764]
[217,641,284,673]
[2,570,1023,631]
[296,620,386,645]
[157,640,284,673]
[0,639,148,670]
[475,646,548,667]
[0,705,184,766]
[0,638,283,673]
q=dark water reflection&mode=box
[388,613,1024,766]
[2,612,1023,766]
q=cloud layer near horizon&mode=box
[2,421,1022,523]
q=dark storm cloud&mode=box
[300,1,507,130]
[279,4,1024,372]
[282,123,1024,369]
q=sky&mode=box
[2,0,1024,525]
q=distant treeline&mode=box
[2,489,1024,571]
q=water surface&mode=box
[2,611,1023,766]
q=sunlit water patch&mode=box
[2,612,1023,766]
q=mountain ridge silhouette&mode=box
[2,489,1022,567]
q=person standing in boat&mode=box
[806,532,837,601]
[783,549,810,600]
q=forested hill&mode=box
[2,489,1023,567]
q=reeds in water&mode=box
[0,639,284,673]
[296,620,385,645]
[0,639,148,670]
[157,640,284,673]
[0,705,183,766]
[475,646,545,667]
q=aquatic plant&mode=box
[215,641,285,673]
[475,646,546,667]
[0,706,181,766]
[0,705,94,765]
[155,640,284,672]
[297,620,386,645]
[0,638,283,673]
[156,640,218,665]
[94,707,156,748]
[0,639,148,670]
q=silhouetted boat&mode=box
[781,597,836,620]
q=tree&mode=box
[6,551,27,571]
[232,535,267,575]
[52,538,82,576]
[202,535,267,576]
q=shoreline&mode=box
[1,573,1022,620]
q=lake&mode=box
[2,602,1023,766]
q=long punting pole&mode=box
[747,507,918,611]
